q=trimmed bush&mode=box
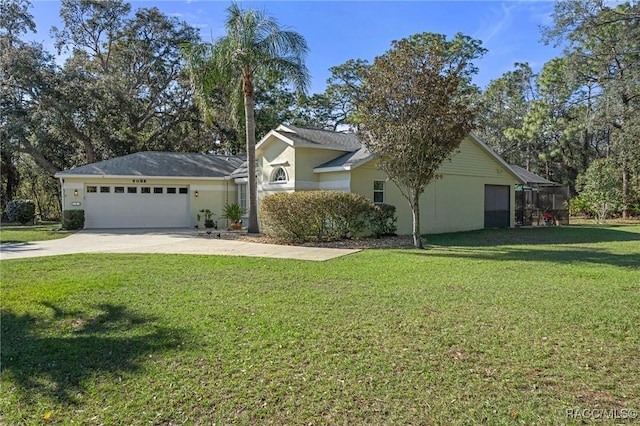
[369,203,397,238]
[62,210,85,230]
[5,199,36,224]
[260,191,376,242]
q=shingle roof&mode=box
[56,152,245,178]
[314,147,374,171]
[277,125,362,151]
[509,164,559,186]
[230,161,249,178]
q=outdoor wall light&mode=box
[74,189,79,196]
[195,190,199,197]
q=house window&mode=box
[373,180,385,204]
[238,184,247,212]
[127,187,137,194]
[87,186,97,193]
[271,167,287,183]
[167,187,177,194]
[100,186,110,193]
[114,186,124,193]
[153,187,163,194]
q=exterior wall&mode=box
[60,176,235,228]
[439,137,512,177]
[259,137,296,195]
[349,137,520,235]
[318,171,351,191]
[416,174,517,235]
[294,147,347,190]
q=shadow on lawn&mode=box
[412,245,640,269]
[1,303,188,404]
[412,226,640,269]
[426,225,640,248]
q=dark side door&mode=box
[484,185,510,228]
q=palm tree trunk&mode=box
[243,81,259,234]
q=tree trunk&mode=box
[18,143,61,176]
[243,74,259,234]
[622,166,630,219]
[1,150,19,208]
[64,123,96,164]
[411,190,423,249]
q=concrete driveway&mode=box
[0,229,360,261]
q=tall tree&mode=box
[358,33,485,248]
[183,2,309,233]
[294,59,369,131]
[476,63,537,168]
[544,0,640,216]
[1,0,64,199]
[52,0,203,162]
[1,0,35,207]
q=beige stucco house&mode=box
[56,124,524,234]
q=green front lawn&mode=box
[0,223,72,243]
[2,225,639,425]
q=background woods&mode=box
[1,0,638,221]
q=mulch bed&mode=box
[218,231,417,249]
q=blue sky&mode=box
[27,1,563,94]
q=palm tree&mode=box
[183,3,309,233]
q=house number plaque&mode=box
[132,179,147,183]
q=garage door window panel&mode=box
[87,186,97,193]
[114,186,124,193]
[154,187,163,194]
[141,187,151,194]
[100,186,110,193]
[167,187,177,194]
[127,187,137,194]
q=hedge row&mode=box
[259,191,396,243]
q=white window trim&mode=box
[270,167,288,183]
[373,180,385,204]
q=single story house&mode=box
[56,124,525,234]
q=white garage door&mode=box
[85,185,190,228]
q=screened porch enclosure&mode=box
[510,164,570,227]
[515,184,570,226]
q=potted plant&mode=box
[222,203,244,230]
[197,209,216,229]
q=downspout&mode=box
[59,178,65,212]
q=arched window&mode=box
[271,167,288,183]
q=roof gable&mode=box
[465,134,525,183]
[55,152,245,178]
[314,147,374,173]
[256,124,362,153]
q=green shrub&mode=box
[260,191,377,242]
[62,210,85,230]
[575,158,623,223]
[5,199,36,224]
[368,203,397,238]
[569,196,592,217]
